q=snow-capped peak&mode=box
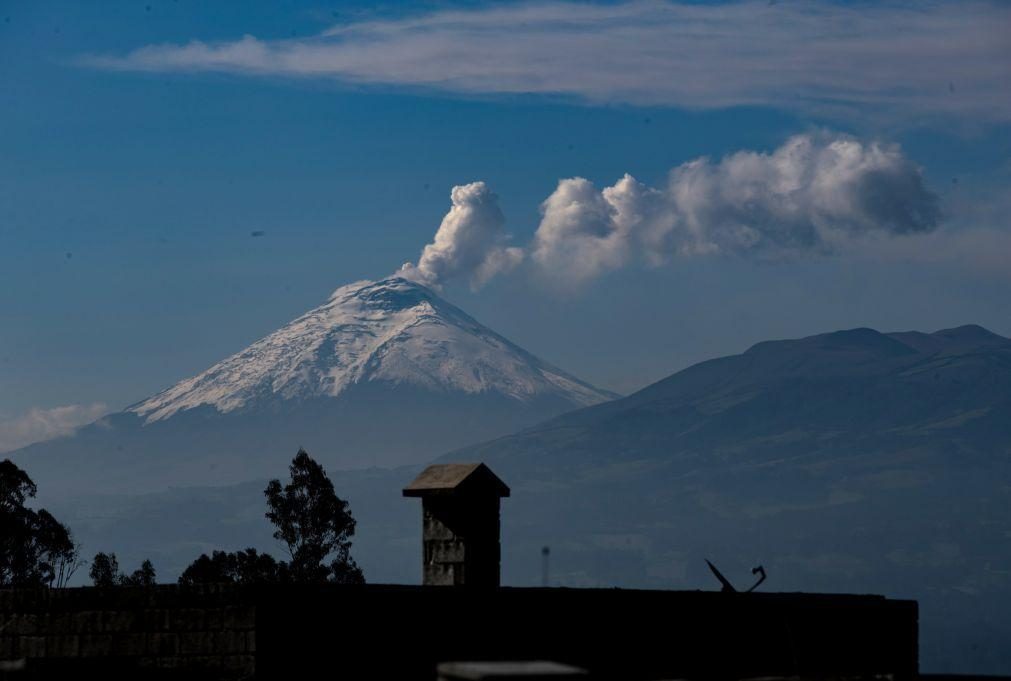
[131,277,613,423]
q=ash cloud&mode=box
[400,182,523,290]
[532,134,941,286]
[401,134,940,290]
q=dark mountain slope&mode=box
[458,325,1011,472]
[443,325,1011,673]
[23,325,1011,673]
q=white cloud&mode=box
[529,176,639,286]
[82,1,1011,122]
[532,133,941,286]
[401,133,944,289]
[400,181,523,289]
[0,403,108,454]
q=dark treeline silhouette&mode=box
[180,449,364,585]
[1,450,362,589]
[179,548,288,585]
[0,459,81,587]
[89,552,157,587]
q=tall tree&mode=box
[264,449,364,584]
[0,459,81,587]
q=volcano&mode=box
[11,277,615,494]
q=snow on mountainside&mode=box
[12,276,615,494]
[131,277,613,423]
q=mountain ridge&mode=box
[426,323,1011,673]
[507,324,1010,433]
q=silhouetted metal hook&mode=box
[747,565,766,592]
[706,560,767,593]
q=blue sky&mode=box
[1,0,1010,450]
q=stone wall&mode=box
[0,584,255,679]
[0,584,918,680]
[421,495,502,587]
[256,585,919,681]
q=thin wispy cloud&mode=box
[0,403,108,454]
[82,1,1011,122]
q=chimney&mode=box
[403,463,510,587]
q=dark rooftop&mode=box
[403,463,510,497]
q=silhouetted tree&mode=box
[265,449,364,584]
[0,459,81,587]
[90,552,156,587]
[90,552,120,587]
[179,548,289,586]
[178,449,364,585]
[122,559,157,586]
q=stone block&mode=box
[103,610,138,633]
[0,636,13,658]
[185,655,223,672]
[223,606,255,630]
[142,608,169,630]
[169,608,205,631]
[223,654,256,675]
[155,655,182,670]
[430,540,466,563]
[147,632,180,656]
[17,636,46,657]
[111,633,146,656]
[216,630,246,654]
[179,632,215,656]
[424,563,458,586]
[47,612,73,634]
[73,610,103,631]
[245,631,255,654]
[9,614,37,635]
[424,516,456,540]
[47,634,79,657]
[31,612,50,632]
[79,634,113,657]
[204,608,223,630]
[9,591,36,611]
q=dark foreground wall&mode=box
[0,584,917,680]
[0,584,254,679]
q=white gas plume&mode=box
[400,182,523,289]
[531,134,940,286]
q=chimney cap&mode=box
[403,463,510,498]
